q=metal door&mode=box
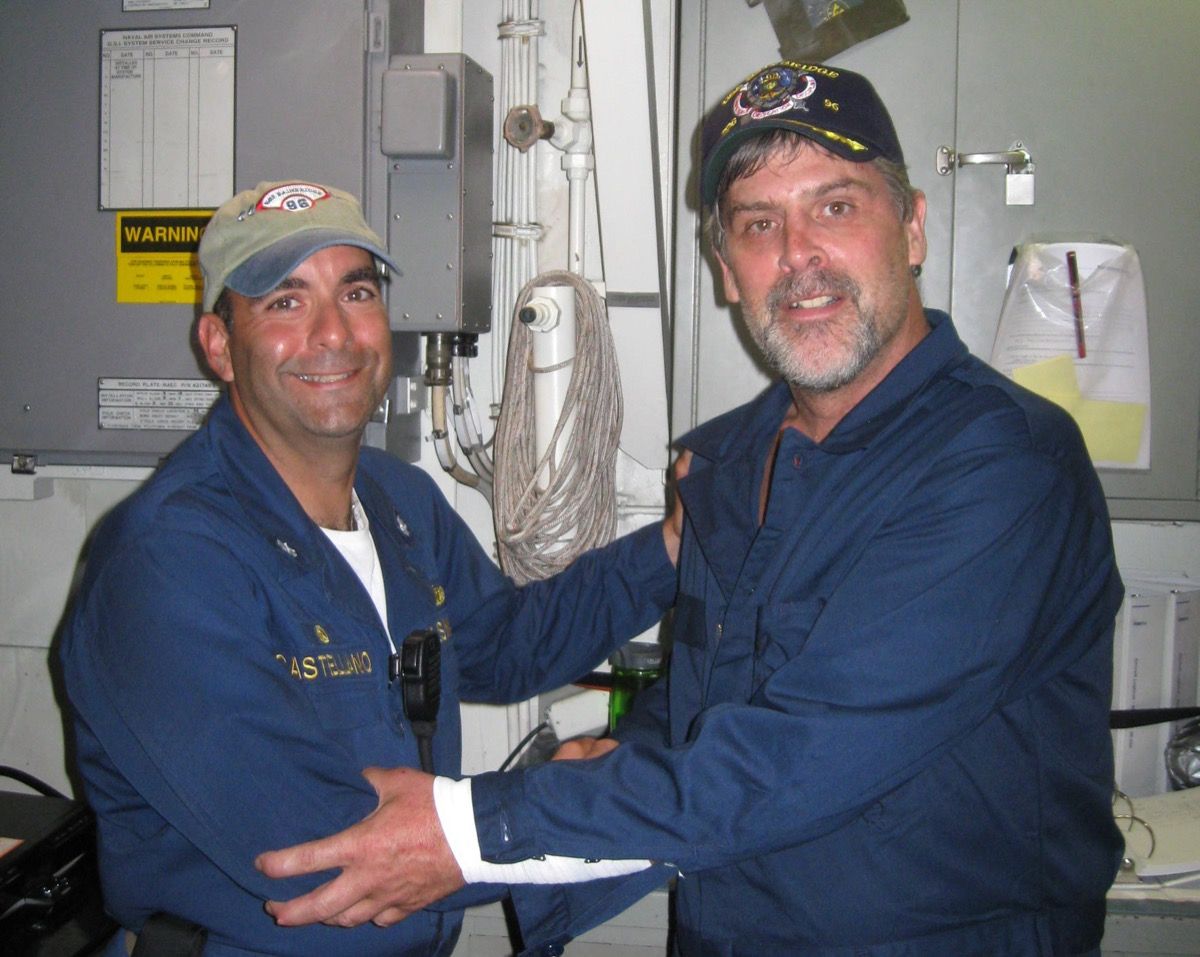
[947,0,1200,519]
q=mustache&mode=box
[766,270,860,311]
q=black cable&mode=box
[1110,706,1200,729]
[499,721,550,773]
[0,765,68,799]
[413,723,436,775]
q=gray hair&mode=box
[707,130,917,256]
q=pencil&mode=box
[1066,250,1086,359]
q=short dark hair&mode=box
[708,129,917,256]
[212,288,233,329]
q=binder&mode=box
[1115,786,1200,886]
[1112,588,1170,797]
[1122,574,1200,793]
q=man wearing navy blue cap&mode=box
[260,63,1125,955]
[59,180,681,956]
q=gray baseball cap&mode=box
[198,180,398,311]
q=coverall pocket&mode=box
[751,598,824,693]
[300,650,386,731]
[307,685,386,731]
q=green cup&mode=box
[608,641,664,732]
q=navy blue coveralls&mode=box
[60,395,677,956]
[472,311,1126,956]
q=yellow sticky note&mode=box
[1012,355,1081,400]
[1074,401,1147,464]
[1012,355,1146,464]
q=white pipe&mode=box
[491,0,544,757]
[493,1,543,403]
[522,284,577,491]
[555,0,593,277]
[567,170,588,277]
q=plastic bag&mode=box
[990,240,1151,469]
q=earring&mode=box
[910,264,923,278]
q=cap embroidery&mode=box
[732,66,817,125]
[256,183,331,214]
[786,119,869,155]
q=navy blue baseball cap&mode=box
[700,61,904,207]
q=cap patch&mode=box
[734,65,817,122]
[256,183,331,213]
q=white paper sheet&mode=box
[990,242,1151,469]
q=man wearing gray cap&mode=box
[261,61,1125,956]
[59,180,679,955]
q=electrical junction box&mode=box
[382,54,494,335]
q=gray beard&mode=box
[750,271,882,393]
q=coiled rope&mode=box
[493,270,622,584]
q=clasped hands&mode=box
[255,736,619,928]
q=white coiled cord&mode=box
[494,271,622,584]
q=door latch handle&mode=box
[936,142,1035,205]
[936,142,1033,175]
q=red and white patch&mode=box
[256,183,331,213]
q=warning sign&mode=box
[115,210,212,304]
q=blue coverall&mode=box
[473,311,1126,956]
[60,395,677,956]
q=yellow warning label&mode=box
[115,210,212,305]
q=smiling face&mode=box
[198,244,392,467]
[715,138,928,400]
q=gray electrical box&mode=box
[383,54,494,335]
[0,0,490,470]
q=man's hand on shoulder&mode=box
[255,766,464,928]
